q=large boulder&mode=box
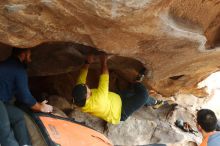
[41,94,203,146]
[0,1,219,145]
[0,0,219,97]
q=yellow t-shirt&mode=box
[76,68,122,124]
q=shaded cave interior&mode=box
[0,42,150,103]
[0,41,212,104]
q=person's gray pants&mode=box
[0,101,31,146]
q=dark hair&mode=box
[11,47,29,57]
[197,109,217,132]
[72,84,87,107]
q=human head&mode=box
[197,109,217,133]
[11,47,32,63]
[72,84,91,107]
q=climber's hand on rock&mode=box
[40,100,53,113]
[99,54,108,63]
[86,54,94,64]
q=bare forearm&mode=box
[82,63,90,70]
[31,102,42,112]
[101,60,108,74]
[82,55,93,70]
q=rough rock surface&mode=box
[0,0,220,97]
[46,95,202,146]
[0,1,219,145]
[27,67,213,145]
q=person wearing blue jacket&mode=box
[0,48,53,146]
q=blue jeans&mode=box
[119,83,156,121]
[0,101,31,146]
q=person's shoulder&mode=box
[0,57,18,68]
[212,131,220,136]
[208,132,220,145]
[7,58,27,74]
[2,57,20,65]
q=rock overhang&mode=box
[0,0,220,97]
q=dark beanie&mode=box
[72,84,87,107]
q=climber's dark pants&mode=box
[0,101,31,146]
[119,82,156,121]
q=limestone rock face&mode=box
[0,0,220,96]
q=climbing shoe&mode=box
[135,68,146,82]
[152,100,164,109]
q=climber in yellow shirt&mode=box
[72,54,165,124]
